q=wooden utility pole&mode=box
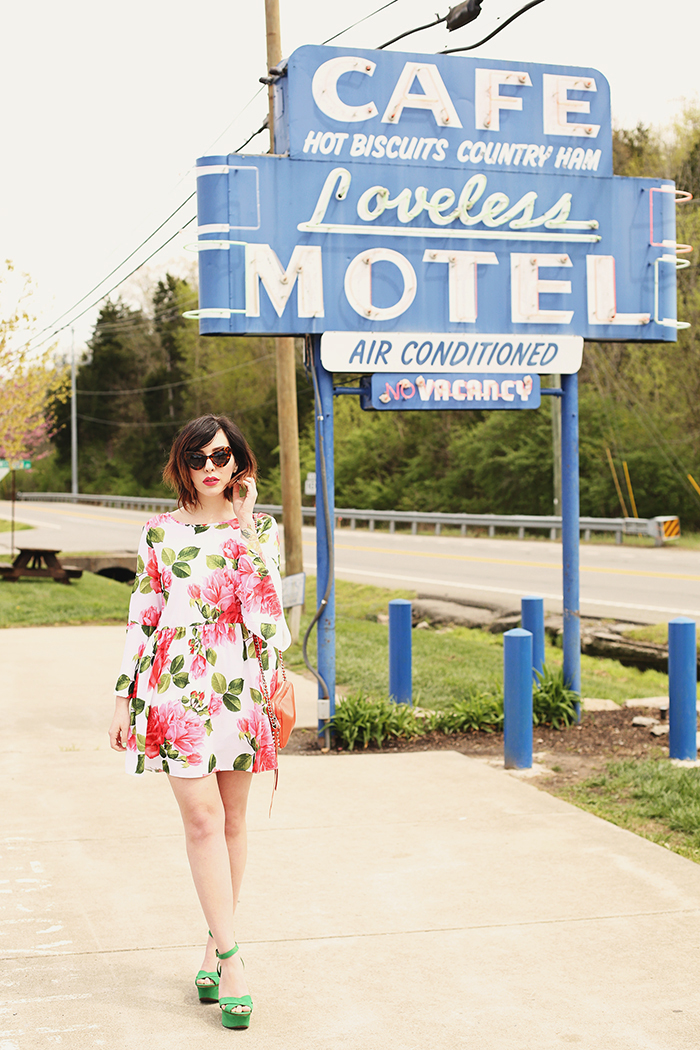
[264,0,304,640]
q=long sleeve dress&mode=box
[115,512,291,778]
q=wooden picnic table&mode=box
[0,548,83,585]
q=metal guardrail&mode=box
[16,492,675,544]
[16,492,180,512]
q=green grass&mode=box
[0,570,684,705]
[0,518,32,532]
[0,572,131,627]
[287,577,680,707]
[623,622,668,645]
[571,646,679,701]
[287,577,505,706]
[555,759,700,864]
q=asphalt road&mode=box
[2,499,699,624]
[306,529,700,623]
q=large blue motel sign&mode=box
[191,44,686,718]
[195,45,680,346]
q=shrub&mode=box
[330,693,426,750]
[533,665,579,729]
[330,671,579,750]
[330,689,503,749]
[426,690,503,734]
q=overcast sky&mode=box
[2,0,698,358]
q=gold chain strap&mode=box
[253,635,281,751]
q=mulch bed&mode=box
[286,706,674,786]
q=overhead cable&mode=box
[24,196,196,352]
[27,218,197,354]
[377,13,446,50]
[198,87,266,158]
[82,296,200,335]
[77,387,280,428]
[77,414,195,428]
[441,0,547,53]
[77,353,276,396]
[22,2,441,354]
[22,107,268,354]
[236,116,270,153]
[323,0,402,45]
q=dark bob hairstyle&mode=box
[163,414,257,510]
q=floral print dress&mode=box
[115,512,291,778]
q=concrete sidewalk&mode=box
[2,625,699,1049]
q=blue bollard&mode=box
[503,628,533,769]
[668,617,697,761]
[521,596,545,682]
[389,599,412,705]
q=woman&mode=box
[108,414,290,1030]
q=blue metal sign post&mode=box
[192,44,686,722]
[561,372,581,713]
[312,336,336,730]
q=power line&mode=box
[27,218,197,355]
[77,353,276,396]
[24,196,197,352]
[378,12,445,50]
[323,0,402,45]
[375,0,547,52]
[442,0,547,53]
[236,116,270,153]
[82,295,200,335]
[77,413,194,428]
[198,88,266,160]
[77,383,280,428]
[21,2,429,354]
[21,110,260,356]
[24,84,273,354]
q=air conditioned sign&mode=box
[194,45,681,343]
[320,332,582,374]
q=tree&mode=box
[142,274,191,459]
[0,261,67,467]
[52,297,159,494]
[47,275,316,498]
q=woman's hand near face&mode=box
[232,475,257,530]
[233,475,263,552]
[109,697,130,752]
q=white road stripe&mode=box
[305,563,700,619]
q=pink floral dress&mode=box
[115,512,291,777]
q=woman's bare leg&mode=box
[214,770,253,1005]
[217,770,252,912]
[169,771,252,1002]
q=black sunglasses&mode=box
[185,446,234,471]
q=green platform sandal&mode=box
[195,931,219,1003]
[216,944,253,1030]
